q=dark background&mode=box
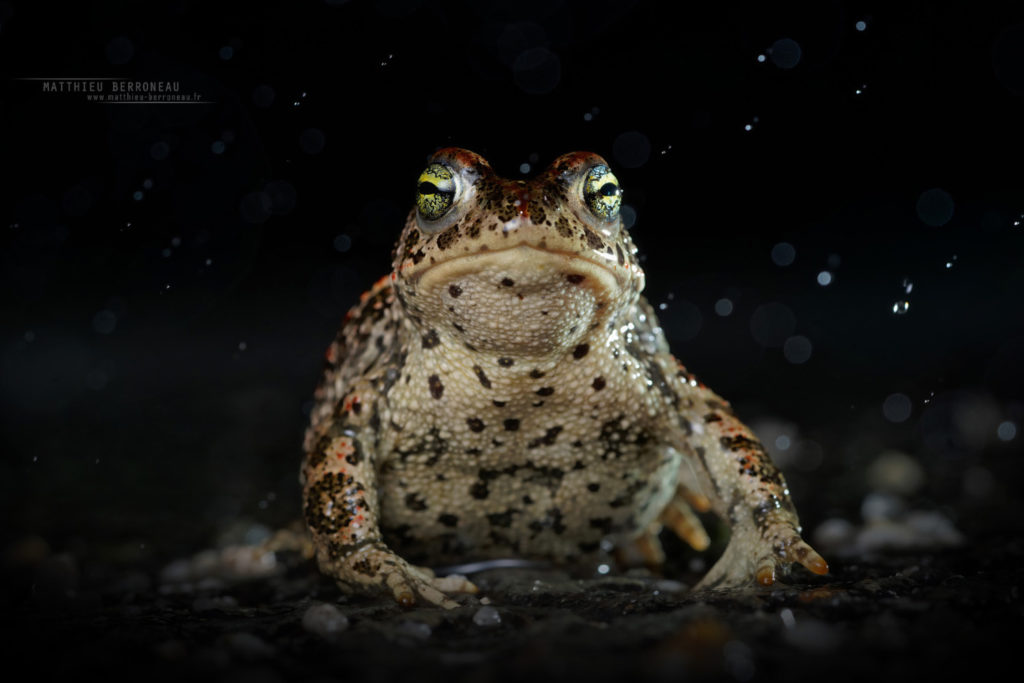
[2,0,1023,577]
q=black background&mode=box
[2,0,1023,566]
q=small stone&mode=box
[302,602,350,640]
[222,632,275,660]
[396,620,432,640]
[472,605,501,627]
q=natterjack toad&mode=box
[302,148,828,607]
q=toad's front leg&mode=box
[672,380,828,590]
[302,396,477,608]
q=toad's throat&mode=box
[410,245,628,357]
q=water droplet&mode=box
[219,45,234,60]
[583,112,593,121]
[816,271,833,286]
[744,123,753,131]
[892,300,910,315]
[945,255,958,269]
[205,258,213,266]
[211,140,226,154]
[901,277,913,294]
[238,341,248,351]
[715,298,734,316]
[596,563,610,575]
[855,20,867,31]
[133,191,144,201]
[757,54,766,63]
[519,162,531,174]
[775,435,792,451]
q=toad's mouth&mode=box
[412,243,628,296]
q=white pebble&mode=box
[302,602,349,640]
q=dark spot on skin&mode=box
[436,225,458,250]
[566,274,585,284]
[555,216,572,238]
[705,412,722,423]
[587,483,601,492]
[498,357,514,367]
[487,510,515,528]
[615,243,625,266]
[592,376,606,391]
[529,369,545,378]
[548,508,567,534]
[411,249,425,265]
[532,400,544,407]
[466,417,486,432]
[582,227,604,250]
[501,278,515,287]
[572,343,590,359]
[428,374,444,399]
[522,495,534,505]
[438,513,458,527]
[589,517,614,534]
[404,492,427,511]
[470,481,489,499]
[492,400,507,408]
[465,447,482,456]
[421,329,440,349]
[448,284,462,298]
[452,322,464,332]
[473,364,492,389]
[503,419,520,431]
[535,387,554,396]
[578,541,600,553]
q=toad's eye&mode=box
[416,163,457,221]
[582,164,622,220]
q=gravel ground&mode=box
[5,522,1020,683]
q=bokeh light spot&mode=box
[612,130,651,169]
[299,128,326,155]
[769,38,802,69]
[882,393,913,423]
[750,302,796,348]
[771,242,796,266]
[916,188,954,226]
[783,335,813,364]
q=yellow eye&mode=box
[416,163,456,221]
[583,165,622,220]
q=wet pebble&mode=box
[302,602,349,640]
[472,605,501,627]
[396,620,432,640]
[222,632,275,660]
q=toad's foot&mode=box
[326,543,478,609]
[695,520,828,591]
